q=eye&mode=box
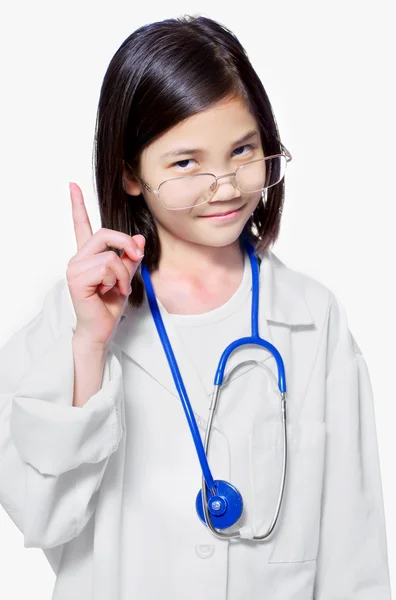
[172,158,195,170]
[232,143,256,156]
[170,144,257,170]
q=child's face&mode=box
[123,95,265,250]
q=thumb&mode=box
[134,234,146,254]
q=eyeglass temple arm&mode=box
[124,163,152,192]
[280,143,292,162]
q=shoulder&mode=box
[261,249,333,326]
[270,250,332,308]
[0,278,76,387]
[267,249,359,342]
[266,250,361,361]
[37,276,77,338]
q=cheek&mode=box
[245,193,263,218]
[141,192,170,220]
[250,192,263,209]
[145,197,191,231]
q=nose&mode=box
[208,173,241,203]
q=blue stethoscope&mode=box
[140,235,288,541]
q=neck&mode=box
[150,231,247,315]
[156,231,245,278]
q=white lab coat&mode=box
[0,247,391,600]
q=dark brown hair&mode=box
[93,14,287,308]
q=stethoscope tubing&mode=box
[141,235,288,540]
[201,384,287,540]
[142,262,217,489]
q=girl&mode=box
[0,14,391,600]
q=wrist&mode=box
[73,327,110,354]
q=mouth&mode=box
[201,205,246,219]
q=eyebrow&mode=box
[160,129,260,160]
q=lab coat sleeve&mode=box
[0,278,124,552]
[313,293,392,599]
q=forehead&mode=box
[142,96,259,161]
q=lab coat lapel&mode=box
[114,288,214,421]
[113,248,315,424]
[218,248,315,422]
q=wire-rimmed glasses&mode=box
[126,144,292,211]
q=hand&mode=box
[66,182,145,346]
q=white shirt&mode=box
[0,247,391,600]
[167,250,292,597]
[168,248,252,396]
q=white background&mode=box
[0,1,394,597]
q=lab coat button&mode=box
[195,544,215,559]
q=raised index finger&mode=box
[69,182,93,250]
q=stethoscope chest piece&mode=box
[196,480,243,529]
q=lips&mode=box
[202,206,244,217]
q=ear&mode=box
[122,160,143,196]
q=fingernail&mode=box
[136,248,143,257]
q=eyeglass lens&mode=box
[158,156,286,209]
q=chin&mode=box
[196,227,247,248]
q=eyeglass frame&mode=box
[124,143,292,211]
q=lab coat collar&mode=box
[112,247,314,425]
